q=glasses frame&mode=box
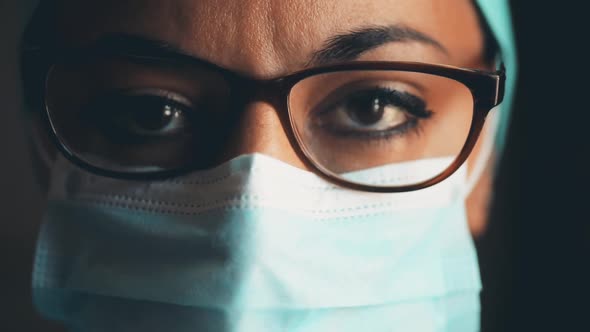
[29,41,505,193]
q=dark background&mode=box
[1,1,587,331]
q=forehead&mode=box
[56,0,484,77]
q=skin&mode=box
[49,0,496,236]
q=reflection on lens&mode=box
[289,70,474,188]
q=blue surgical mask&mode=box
[33,151,482,332]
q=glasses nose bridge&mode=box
[232,76,290,112]
[220,77,308,170]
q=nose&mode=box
[220,100,309,170]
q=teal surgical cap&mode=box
[476,0,518,153]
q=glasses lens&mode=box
[45,56,232,173]
[289,70,474,188]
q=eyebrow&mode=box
[71,25,447,71]
[76,34,197,62]
[309,25,448,65]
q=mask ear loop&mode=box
[27,111,58,194]
[458,55,508,199]
[459,105,501,200]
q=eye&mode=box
[83,90,195,142]
[311,87,433,139]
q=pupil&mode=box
[348,94,385,125]
[134,103,175,131]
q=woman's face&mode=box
[52,0,493,233]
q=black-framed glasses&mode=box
[33,38,505,193]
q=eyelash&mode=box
[81,90,194,136]
[369,88,431,140]
[313,86,433,141]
